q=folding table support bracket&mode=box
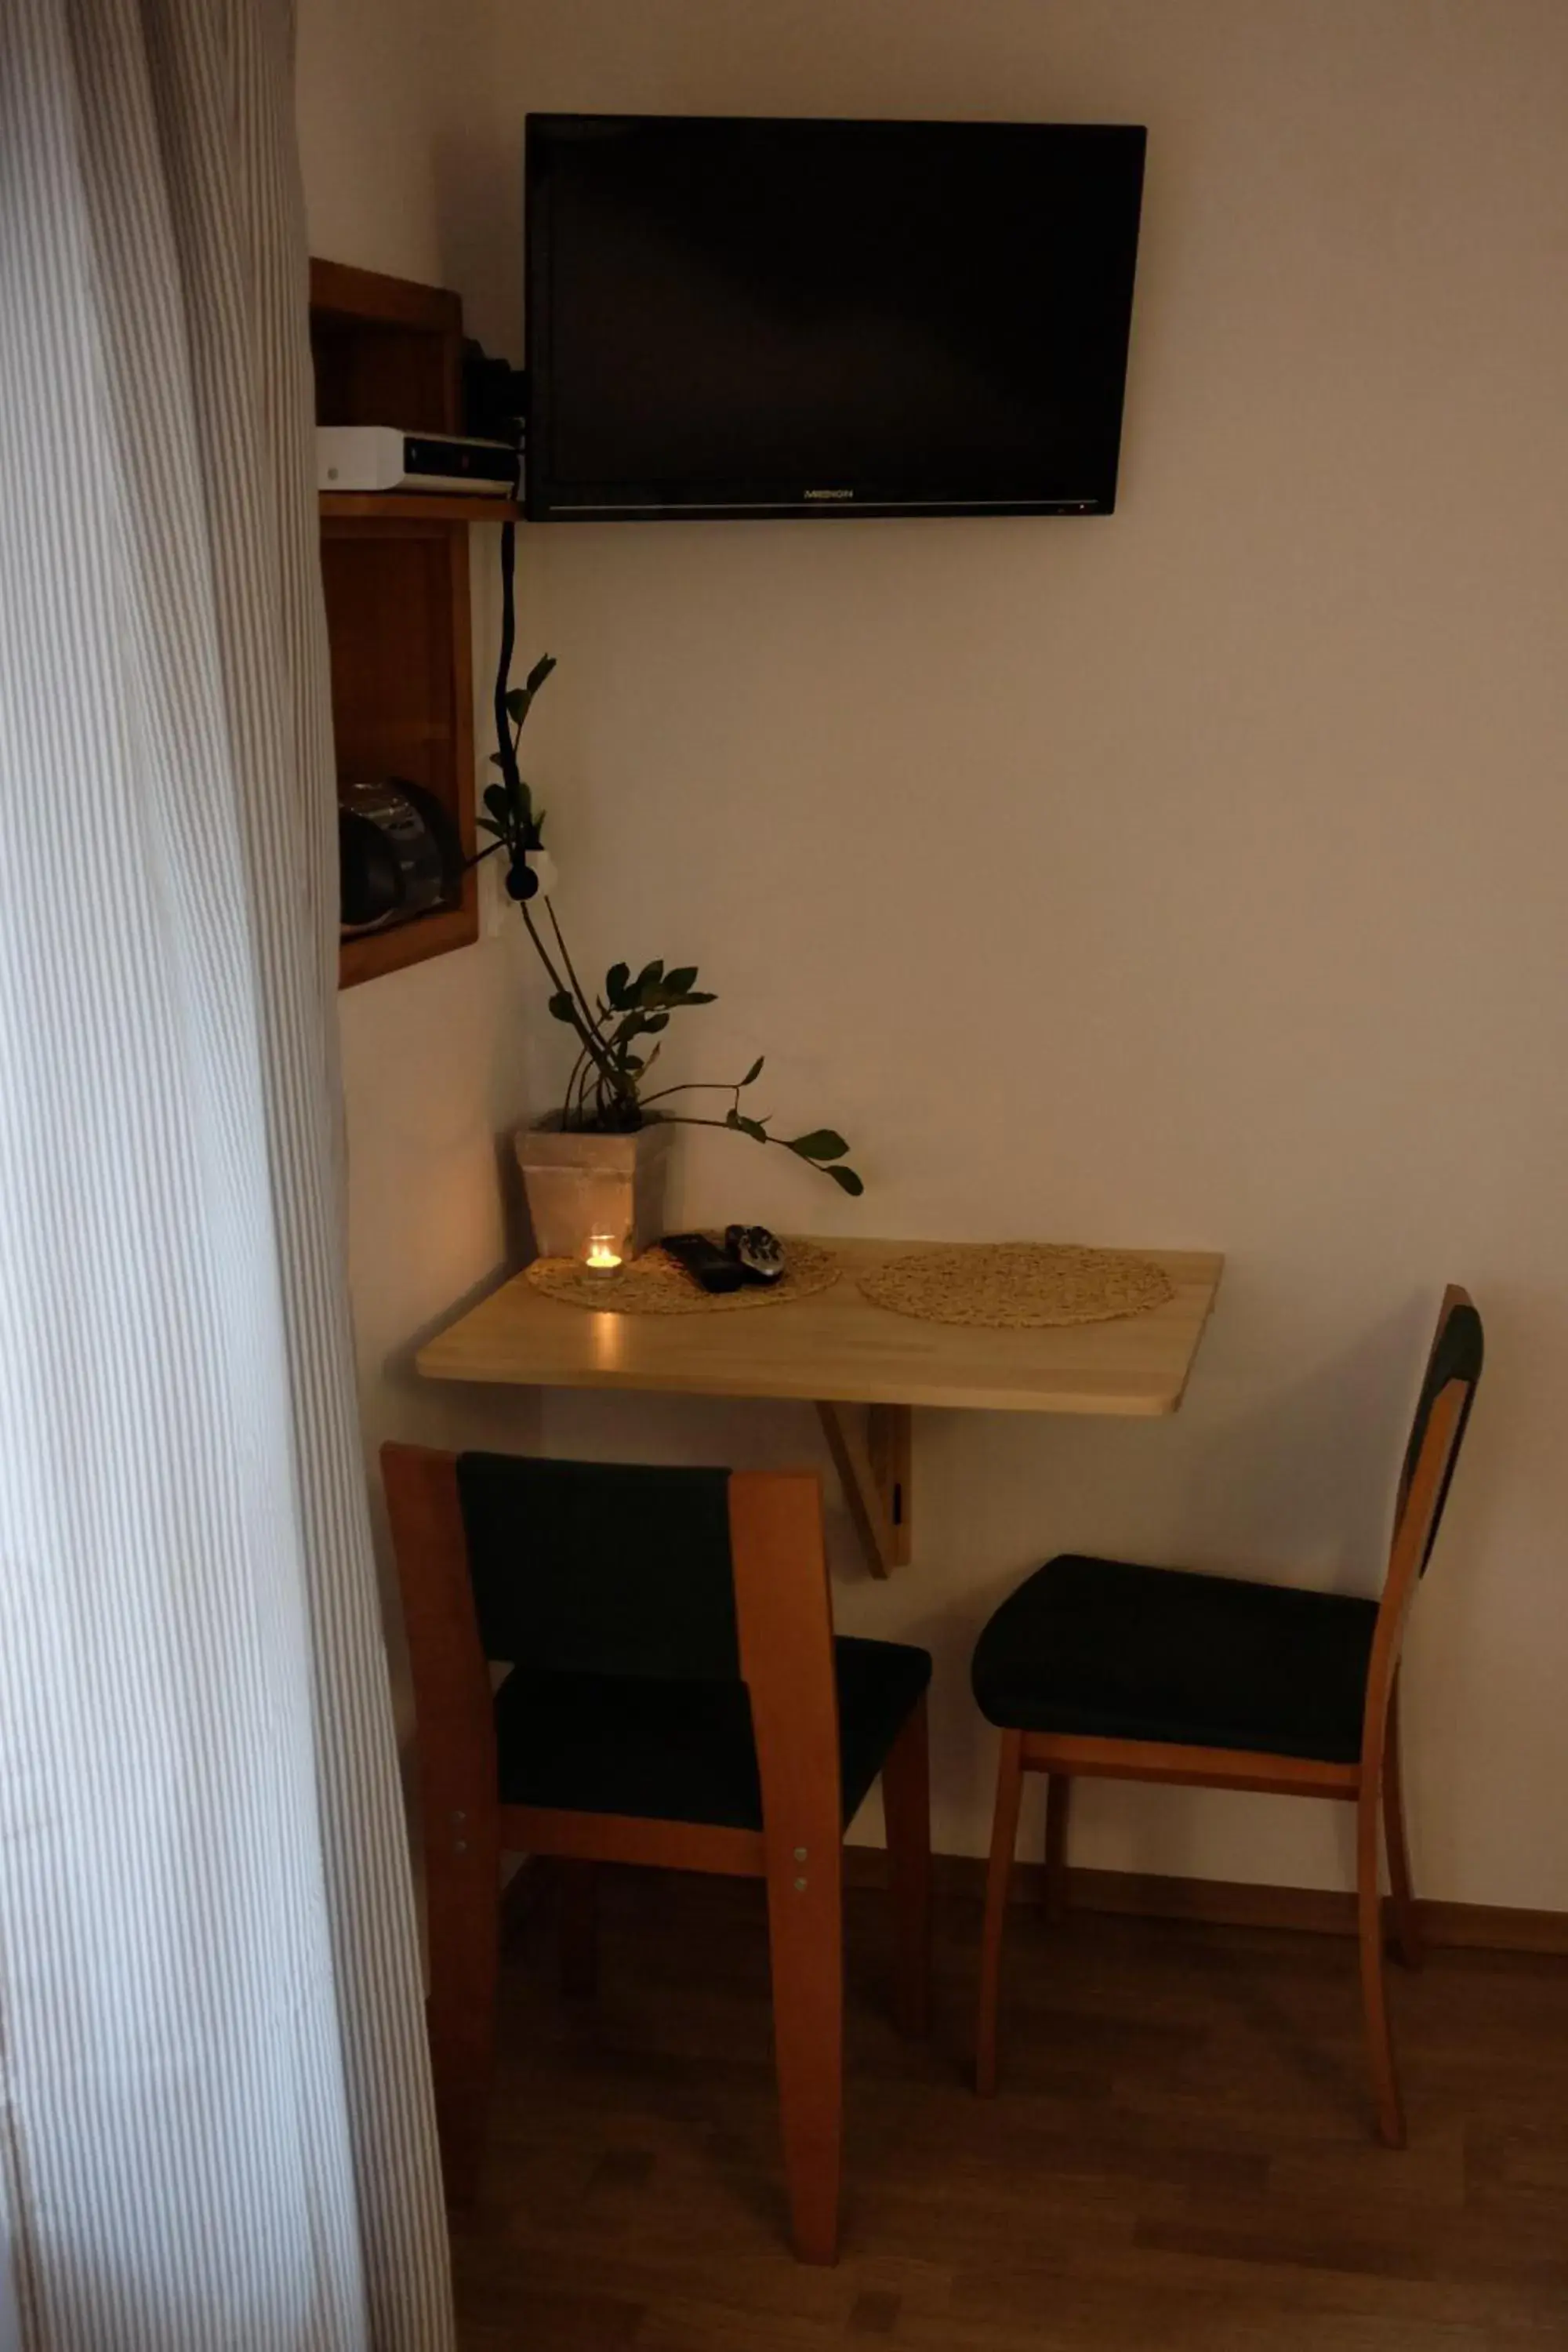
[815,1402,913,1578]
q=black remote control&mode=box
[658,1232,748,1293]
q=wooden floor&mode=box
[452,1866,1568,2350]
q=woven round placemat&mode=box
[857,1243,1175,1329]
[525,1238,841,1315]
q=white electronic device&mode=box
[316,426,515,497]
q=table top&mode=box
[415,1241,1225,1417]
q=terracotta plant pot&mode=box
[515,1116,674,1263]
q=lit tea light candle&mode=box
[584,1236,622,1275]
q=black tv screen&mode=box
[524,114,1147,523]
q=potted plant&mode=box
[481,603,862,1265]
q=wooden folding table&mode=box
[416,1240,1225,1578]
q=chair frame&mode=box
[975,1287,1479,2147]
[383,1446,931,2264]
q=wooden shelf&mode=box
[339,905,481,992]
[310,257,491,989]
[321,492,521,524]
[310,259,460,429]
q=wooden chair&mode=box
[383,1445,932,2264]
[970,1287,1483,2146]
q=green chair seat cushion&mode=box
[495,1634,932,1831]
[971,1555,1378,1765]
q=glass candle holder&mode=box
[584,1234,623,1276]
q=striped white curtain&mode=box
[0,3,454,2346]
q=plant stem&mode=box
[657,1112,796,1145]
[493,522,521,803]
[493,528,615,1082]
[567,1037,606,1131]
[655,1112,856,1192]
[561,1044,590,1129]
[545,900,606,1054]
[637,1080,746,1106]
[521,905,623,1098]
[491,540,640,1130]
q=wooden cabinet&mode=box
[310,259,517,989]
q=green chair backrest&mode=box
[1396,1294,1484,1578]
[455,1453,739,1681]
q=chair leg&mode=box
[1357,1777,1406,2148]
[881,1695,932,2038]
[765,1839,844,2263]
[1044,1773,1072,1924]
[558,1859,598,1998]
[975,1730,1025,2098]
[426,1807,501,2206]
[1382,1682,1421,1971]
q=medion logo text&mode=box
[804,488,855,501]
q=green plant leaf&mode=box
[505,673,553,730]
[786,1130,851,1162]
[825,1164,865,1196]
[740,1056,764,1087]
[546,990,577,1024]
[643,978,717,1007]
[636,966,722,1009]
[641,1013,670,1034]
[726,1109,769,1143]
[477,817,503,840]
[605,962,632,1009]
[483,782,510,821]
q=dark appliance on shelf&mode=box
[339,779,463,935]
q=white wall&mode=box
[298,0,1568,1907]
[296,0,543,1699]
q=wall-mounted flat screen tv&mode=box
[524,114,1147,524]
